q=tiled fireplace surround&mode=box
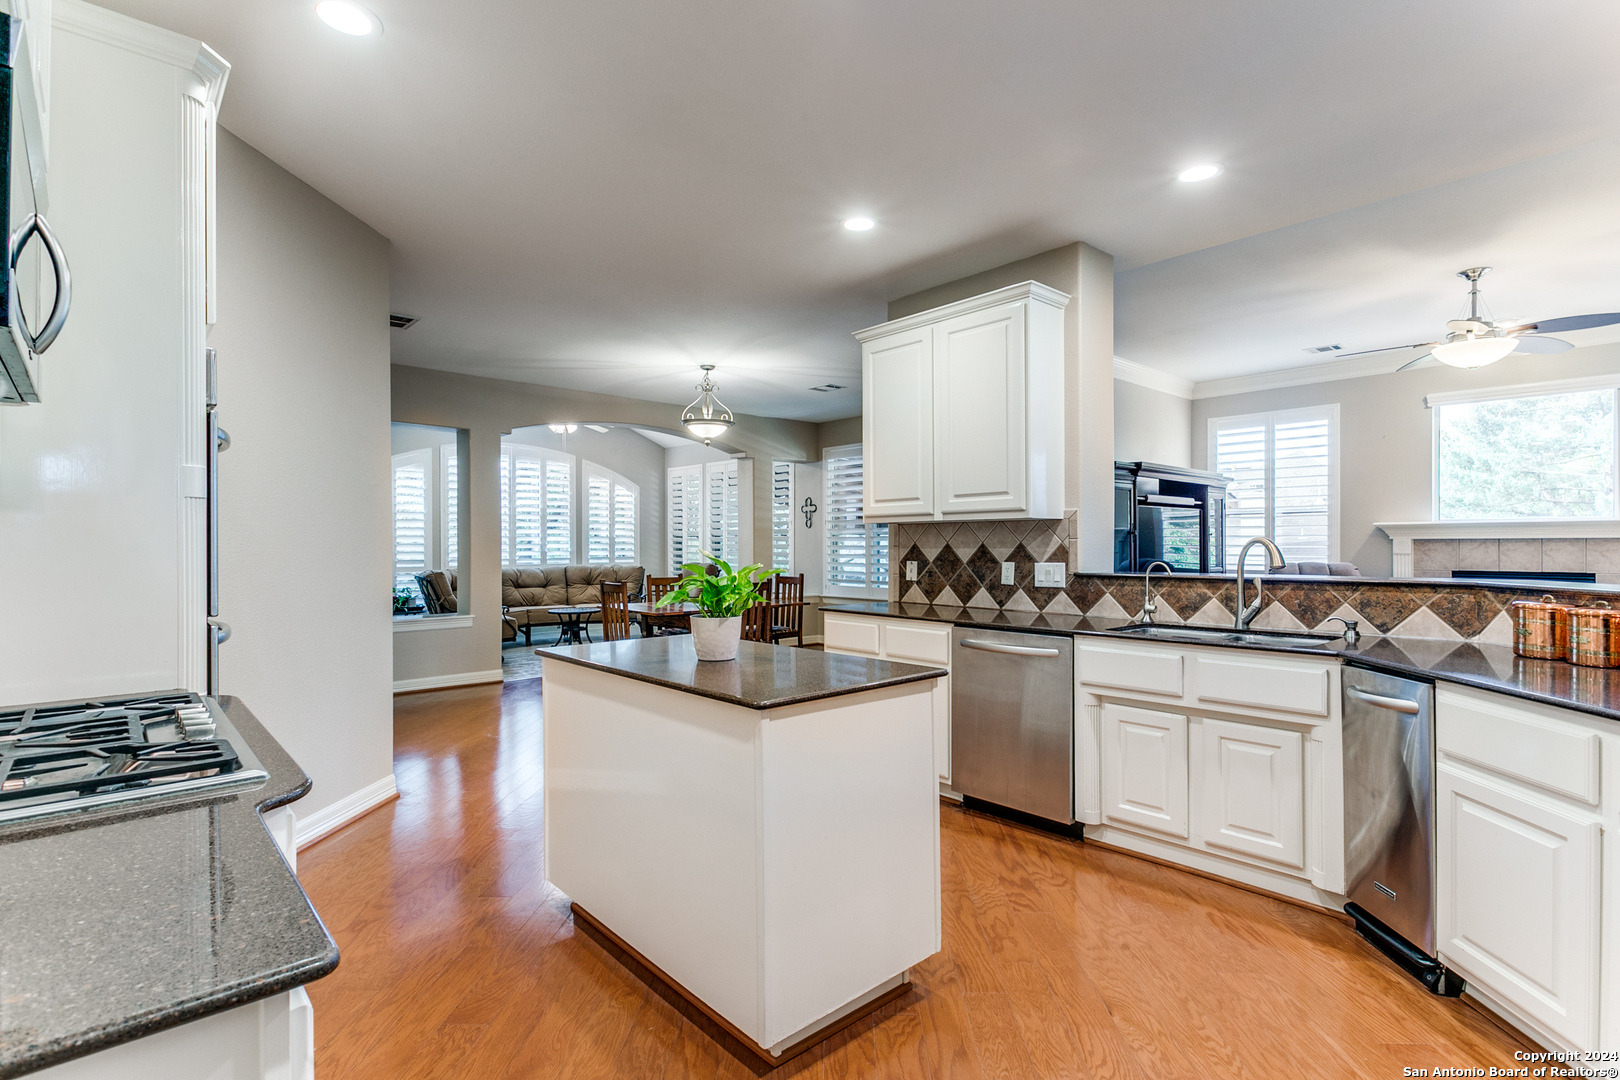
[889,521,1620,646]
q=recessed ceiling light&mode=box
[1177,163,1224,183]
[842,217,875,232]
[316,1,380,36]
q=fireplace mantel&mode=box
[1377,520,1620,576]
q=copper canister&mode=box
[1509,594,1570,660]
[1566,601,1620,668]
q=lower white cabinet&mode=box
[1198,718,1305,869]
[825,613,952,784]
[1101,703,1188,837]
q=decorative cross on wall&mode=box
[801,496,817,528]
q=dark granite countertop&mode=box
[822,601,1620,725]
[0,695,338,1078]
[538,635,945,710]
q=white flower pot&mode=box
[689,615,743,662]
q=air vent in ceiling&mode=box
[1303,343,1342,354]
[389,313,418,330]
[809,383,848,392]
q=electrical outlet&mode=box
[1034,562,1065,587]
[1001,562,1015,586]
[905,560,918,582]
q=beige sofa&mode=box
[502,565,645,643]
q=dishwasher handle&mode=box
[1346,685,1421,714]
[959,638,1062,658]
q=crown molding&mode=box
[854,280,1071,342]
[1189,350,1420,400]
[1112,357,1194,399]
[55,0,230,104]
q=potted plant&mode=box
[656,553,780,662]
[393,589,416,615]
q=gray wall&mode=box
[391,365,821,683]
[1114,380,1192,466]
[212,128,395,825]
[1191,341,1620,577]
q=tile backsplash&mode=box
[890,520,1620,643]
[1413,537,1620,582]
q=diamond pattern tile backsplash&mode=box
[888,520,1620,644]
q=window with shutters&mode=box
[771,461,794,571]
[500,444,575,567]
[668,459,738,569]
[1431,382,1618,520]
[585,462,639,564]
[392,449,431,600]
[440,445,459,573]
[824,444,889,595]
[1209,406,1338,571]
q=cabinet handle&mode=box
[959,639,1061,658]
[10,212,72,354]
[1346,685,1420,714]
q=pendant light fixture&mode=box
[681,365,734,444]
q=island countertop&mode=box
[538,636,946,710]
[0,696,338,1078]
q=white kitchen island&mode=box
[540,636,945,1067]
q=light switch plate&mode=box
[905,561,918,581]
[1001,562,1015,586]
[1034,562,1065,587]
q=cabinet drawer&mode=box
[1078,645,1183,697]
[1437,689,1600,805]
[1194,656,1329,718]
[885,622,950,665]
[824,616,881,656]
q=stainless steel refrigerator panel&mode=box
[950,627,1075,824]
[1342,666,1435,953]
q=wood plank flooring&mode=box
[297,678,1534,1079]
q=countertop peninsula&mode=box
[823,600,1620,725]
[537,635,945,710]
[0,696,338,1078]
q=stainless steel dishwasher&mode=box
[1342,664,1463,995]
[950,626,1075,825]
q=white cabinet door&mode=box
[1436,764,1601,1049]
[1101,703,1188,838]
[933,301,1026,516]
[1198,718,1304,868]
[862,328,934,519]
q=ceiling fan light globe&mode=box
[1431,336,1518,369]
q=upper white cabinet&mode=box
[856,282,1068,522]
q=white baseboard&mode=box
[801,635,825,645]
[392,668,504,694]
[294,773,399,850]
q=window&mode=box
[441,445,458,572]
[824,444,888,594]
[585,462,638,564]
[668,459,738,569]
[1210,406,1337,571]
[1432,383,1617,521]
[392,449,430,599]
[500,444,574,567]
[771,461,794,571]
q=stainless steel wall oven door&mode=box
[950,627,1075,824]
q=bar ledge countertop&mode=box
[823,600,1620,725]
[0,696,338,1078]
[538,635,946,709]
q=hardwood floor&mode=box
[298,678,1534,1079]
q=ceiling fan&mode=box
[1336,267,1620,370]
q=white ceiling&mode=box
[101,0,1620,416]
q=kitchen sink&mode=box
[1108,624,1341,649]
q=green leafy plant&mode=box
[393,588,416,615]
[656,552,781,618]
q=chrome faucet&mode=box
[1134,561,1173,624]
[1233,537,1286,630]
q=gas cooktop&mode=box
[0,691,269,826]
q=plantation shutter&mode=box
[825,446,887,591]
[704,459,740,566]
[1212,409,1334,571]
[771,461,793,571]
[392,450,430,598]
[499,452,512,566]
[668,465,702,571]
[441,446,458,572]
[545,459,572,564]
[501,446,575,567]
[586,473,611,563]
[512,457,547,564]
[1213,422,1267,572]
[613,482,637,563]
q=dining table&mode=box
[627,600,699,637]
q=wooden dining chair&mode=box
[600,580,631,642]
[644,576,681,636]
[742,600,774,643]
[770,574,805,646]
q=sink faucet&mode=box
[1233,537,1286,630]
[1135,561,1172,624]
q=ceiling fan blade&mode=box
[1510,334,1575,354]
[1521,313,1620,334]
[1395,354,1435,372]
[1329,342,1440,360]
